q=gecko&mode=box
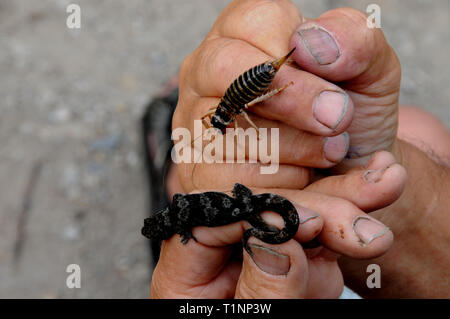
[141,183,300,256]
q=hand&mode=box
[173,0,354,191]
[289,7,402,171]
[151,157,398,298]
[286,4,450,297]
[308,141,450,298]
[168,0,449,298]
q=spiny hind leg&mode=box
[240,82,294,139]
[200,106,218,142]
[241,111,260,139]
[200,107,217,126]
[245,81,294,108]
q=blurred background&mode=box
[0,0,448,298]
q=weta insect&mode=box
[194,47,296,143]
[141,183,300,256]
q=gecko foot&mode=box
[180,231,198,244]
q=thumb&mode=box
[290,8,401,169]
[234,238,308,299]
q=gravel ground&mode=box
[0,0,448,298]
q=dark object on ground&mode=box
[141,87,178,266]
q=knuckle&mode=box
[331,196,359,217]
[249,0,282,16]
[179,53,193,80]
[332,7,384,48]
[324,7,394,74]
[288,131,308,162]
[294,167,310,189]
[208,39,237,78]
[171,102,183,127]
[331,7,368,27]
[192,37,240,94]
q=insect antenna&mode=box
[189,125,220,191]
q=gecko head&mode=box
[232,183,253,203]
[141,207,174,240]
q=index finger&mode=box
[211,0,302,56]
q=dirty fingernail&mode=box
[297,25,340,65]
[313,91,348,130]
[248,243,290,275]
[297,206,319,224]
[363,165,391,183]
[324,132,350,163]
[352,216,390,245]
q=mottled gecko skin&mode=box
[141,183,299,255]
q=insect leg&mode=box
[200,108,217,125]
[241,111,260,138]
[202,117,212,131]
[245,81,294,108]
[190,106,219,190]
[191,106,217,147]
[201,107,220,142]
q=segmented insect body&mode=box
[201,47,296,134]
[211,61,278,132]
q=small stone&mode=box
[62,224,80,240]
[126,151,139,168]
[49,107,72,124]
[90,135,122,152]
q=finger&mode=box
[289,8,400,167]
[257,205,323,245]
[183,39,354,136]
[256,188,394,259]
[290,7,400,87]
[305,248,344,298]
[174,96,350,170]
[151,190,324,298]
[151,235,239,298]
[305,151,407,211]
[235,238,309,298]
[231,110,350,167]
[177,161,310,192]
[211,0,302,57]
[300,193,393,259]
[192,205,322,248]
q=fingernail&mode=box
[248,243,290,275]
[313,91,348,130]
[352,216,390,245]
[297,25,340,65]
[297,206,319,224]
[363,165,391,183]
[324,132,350,163]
